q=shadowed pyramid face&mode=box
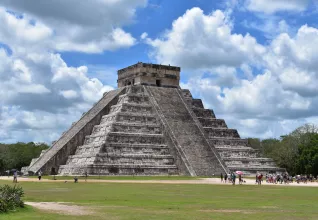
[117,62,181,88]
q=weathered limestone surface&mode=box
[24,63,285,176]
[146,86,228,176]
[181,89,285,175]
[58,86,179,176]
[26,88,125,174]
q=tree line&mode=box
[0,142,49,173]
[248,124,318,176]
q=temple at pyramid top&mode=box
[117,62,181,88]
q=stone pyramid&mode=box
[23,62,284,176]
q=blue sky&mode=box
[1,0,318,143]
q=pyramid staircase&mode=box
[58,86,178,175]
[181,89,285,175]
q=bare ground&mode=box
[25,202,94,216]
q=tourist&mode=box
[13,171,18,183]
[220,173,223,183]
[38,170,42,181]
[84,171,88,182]
[231,173,236,185]
[257,173,263,185]
[224,173,228,183]
[238,174,242,185]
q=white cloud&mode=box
[0,47,115,143]
[145,8,265,70]
[140,32,148,39]
[245,0,309,14]
[242,17,293,39]
[59,90,78,99]
[0,1,147,143]
[0,106,83,143]
[265,25,318,97]
[0,0,147,53]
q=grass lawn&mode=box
[26,175,202,181]
[1,180,317,220]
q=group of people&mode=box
[11,170,42,183]
[220,173,245,185]
[220,172,318,185]
[10,170,89,183]
[265,173,317,184]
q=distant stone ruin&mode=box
[23,62,284,176]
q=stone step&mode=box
[108,104,122,114]
[215,146,255,150]
[222,157,274,162]
[60,164,178,169]
[181,89,193,99]
[126,85,146,94]
[85,159,171,167]
[75,143,170,156]
[103,143,169,155]
[106,132,164,145]
[69,153,174,159]
[84,133,108,144]
[76,142,104,149]
[118,93,150,105]
[106,143,169,149]
[118,93,149,99]
[58,164,178,175]
[100,112,158,125]
[66,156,96,165]
[75,144,103,155]
[199,118,227,128]
[107,147,170,155]
[226,160,276,165]
[95,121,161,128]
[192,107,216,118]
[101,112,156,119]
[184,98,205,109]
[205,128,240,139]
[84,132,164,145]
[66,155,175,167]
[93,122,162,135]
[218,150,258,159]
[183,97,193,106]
[111,123,161,134]
[91,124,112,135]
[209,138,248,146]
[191,99,204,108]
[110,103,153,114]
[227,165,286,173]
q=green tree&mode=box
[0,142,49,172]
[296,133,318,176]
[248,124,318,175]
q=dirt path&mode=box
[1,176,317,187]
[25,202,94,215]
